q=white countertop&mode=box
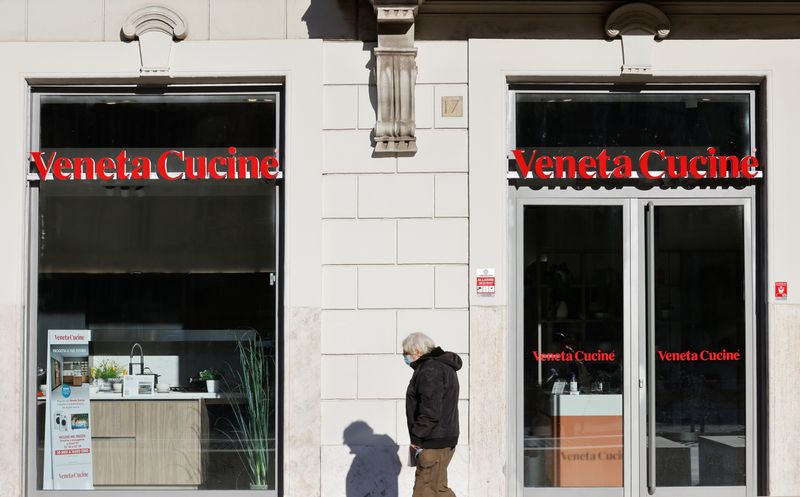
[91,391,242,400]
[549,394,623,416]
[37,391,243,401]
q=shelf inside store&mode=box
[86,328,263,342]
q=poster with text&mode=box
[43,329,94,489]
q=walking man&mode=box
[402,332,462,497]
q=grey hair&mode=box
[402,332,436,356]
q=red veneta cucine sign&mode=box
[512,147,759,179]
[30,148,281,181]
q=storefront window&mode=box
[31,91,280,491]
[511,91,752,176]
[513,89,754,493]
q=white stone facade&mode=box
[320,40,470,497]
[1,2,800,497]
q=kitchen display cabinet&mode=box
[91,400,208,486]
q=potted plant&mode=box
[225,336,272,490]
[200,368,223,393]
[94,360,124,391]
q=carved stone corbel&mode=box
[122,5,188,76]
[370,0,422,153]
[605,3,670,75]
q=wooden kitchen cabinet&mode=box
[93,438,136,485]
[91,400,206,487]
[135,401,202,485]
[91,401,135,437]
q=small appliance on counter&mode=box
[170,377,207,393]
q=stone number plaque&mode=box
[442,96,463,118]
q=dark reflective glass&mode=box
[40,94,278,148]
[523,205,624,487]
[515,93,750,156]
[651,206,746,487]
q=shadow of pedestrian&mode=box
[344,421,401,497]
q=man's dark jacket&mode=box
[405,346,462,449]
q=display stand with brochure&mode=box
[43,330,94,490]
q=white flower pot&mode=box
[206,379,219,393]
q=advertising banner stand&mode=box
[42,330,94,489]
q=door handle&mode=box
[646,202,656,495]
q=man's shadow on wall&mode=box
[344,421,401,497]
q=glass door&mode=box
[518,200,629,497]
[515,195,756,497]
[638,199,754,497]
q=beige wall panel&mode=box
[434,174,469,218]
[358,174,433,218]
[210,0,287,40]
[0,0,25,41]
[283,306,323,497]
[322,174,358,218]
[769,303,800,495]
[323,41,373,85]
[322,266,357,309]
[323,85,358,129]
[397,309,469,353]
[416,84,435,129]
[28,0,103,41]
[434,265,469,309]
[416,41,468,84]
[323,130,396,173]
[321,399,396,445]
[323,219,396,264]
[468,306,506,497]
[0,305,21,496]
[358,266,434,309]
[321,355,357,399]
[91,401,136,437]
[322,310,396,354]
[397,218,468,263]
[397,129,468,173]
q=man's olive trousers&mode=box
[413,447,457,497]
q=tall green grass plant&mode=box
[226,336,271,488]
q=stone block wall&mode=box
[0,0,361,41]
[320,40,471,497]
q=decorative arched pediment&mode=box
[122,5,188,76]
[605,3,671,74]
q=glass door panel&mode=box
[642,202,750,495]
[517,197,754,497]
[523,205,625,491]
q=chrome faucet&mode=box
[129,342,144,376]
